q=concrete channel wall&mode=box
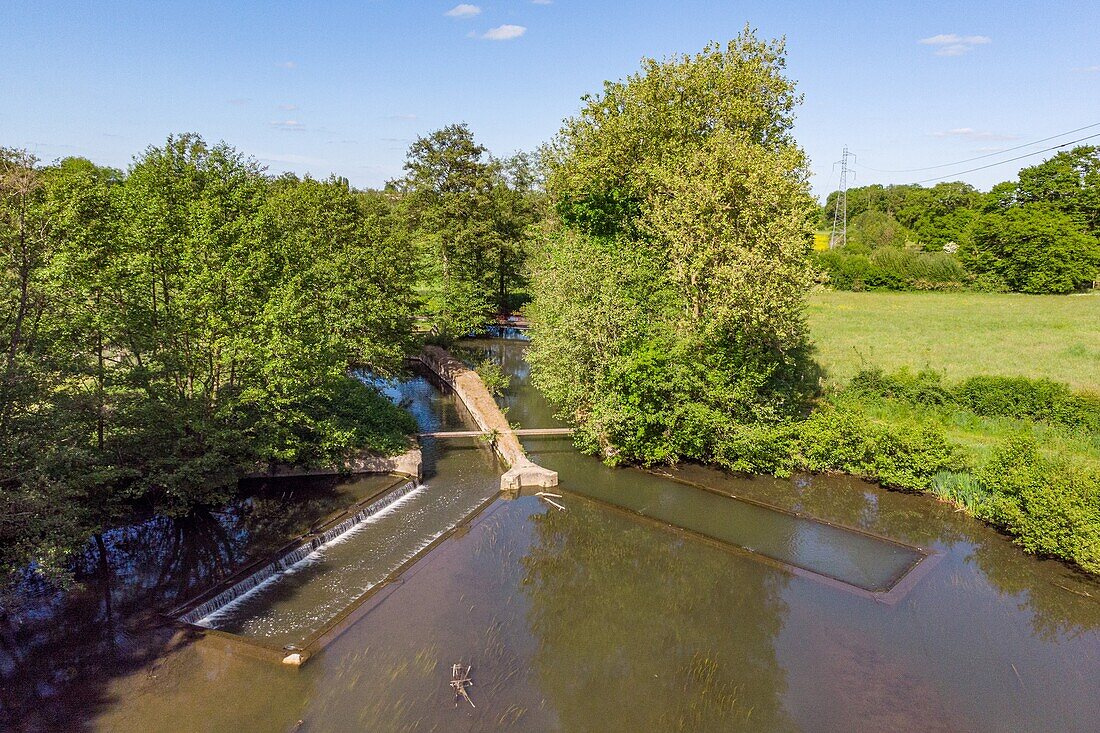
[419,345,558,491]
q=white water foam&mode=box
[179,481,424,628]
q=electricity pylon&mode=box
[829,146,855,248]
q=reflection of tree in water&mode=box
[966,539,1100,641]
[784,473,1100,640]
[521,503,794,732]
[787,474,968,548]
[801,475,1100,639]
[0,506,247,730]
[0,476,362,731]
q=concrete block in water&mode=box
[501,463,559,491]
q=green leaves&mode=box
[396,124,541,338]
[0,137,420,585]
[965,203,1100,294]
[530,31,818,467]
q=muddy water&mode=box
[8,339,1100,732]
[193,376,503,645]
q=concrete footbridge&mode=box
[418,428,573,438]
[416,346,562,491]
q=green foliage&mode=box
[955,375,1100,432]
[845,210,916,251]
[531,31,819,468]
[929,471,991,513]
[473,358,510,397]
[821,150,1100,293]
[976,439,1100,573]
[812,248,967,290]
[837,368,1100,572]
[543,30,800,239]
[850,367,1100,434]
[849,367,952,406]
[396,124,542,340]
[964,203,1100,294]
[824,181,981,252]
[1012,145,1100,237]
[0,136,419,586]
[792,403,962,491]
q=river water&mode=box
[4,338,1099,732]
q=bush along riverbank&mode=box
[675,370,1100,575]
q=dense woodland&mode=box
[2,28,1098,592]
[815,146,1100,293]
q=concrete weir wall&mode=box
[245,445,422,481]
[420,345,558,491]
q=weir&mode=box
[172,337,934,671]
[177,479,419,627]
[169,369,506,664]
[418,345,558,491]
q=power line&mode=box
[854,121,1100,174]
[911,131,1100,184]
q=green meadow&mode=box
[807,290,1100,391]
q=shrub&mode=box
[850,368,1100,434]
[849,367,952,406]
[792,404,962,491]
[474,359,511,396]
[975,439,1100,573]
[709,421,796,476]
[955,376,1100,433]
[813,247,969,291]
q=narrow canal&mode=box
[4,337,1099,732]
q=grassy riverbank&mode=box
[763,291,1100,573]
[807,290,1100,391]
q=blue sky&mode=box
[2,1,1098,198]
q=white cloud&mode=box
[277,61,297,69]
[1074,65,1100,72]
[227,98,250,106]
[278,103,299,111]
[918,34,991,56]
[445,4,481,17]
[256,153,325,165]
[931,127,1017,141]
[270,120,306,131]
[531,0,553,4]
[482,24,526,40]
[385,113,417,121]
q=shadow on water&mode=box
[0,473,399,732]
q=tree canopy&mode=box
[528,30,819,466]
[0,136,418,585]
[817,147,1100,293]
[395,124,542,341]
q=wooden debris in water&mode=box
[537,494,566,511]
[451,663,475,708]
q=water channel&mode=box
[3,337,1099,732]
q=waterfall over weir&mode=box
[178,480,421,627]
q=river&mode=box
[3,337,1098,732]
